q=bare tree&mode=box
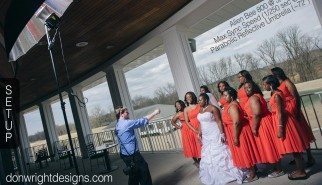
[131,83,179,110]
[299,36,319,80]
[247,54,260,70]
[208,63,221,82]
[219,58,229,79]
[90,105,107,127]
[234,54,249,71]
[207,57,234,81]
[277,26,319,82]
[276,26,300,79]
[154,83,178,104]
[198,65,212,85]
[28,131,46,142]
[246,53,263,83]
[257,37,281,67]
[132,95,155,109]
[313,38,321,51]
[226,57,236,77]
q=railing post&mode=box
[301,96,318,149]
[156,121,165,151]
[98,133,102,146]
[169,120,179,151]
[73,138,79,156]
[111,130,116,144]
[309,95,322,136]
[145,125,154,153]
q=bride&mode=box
[197,93,243,185]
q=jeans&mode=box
[121,152,152,185]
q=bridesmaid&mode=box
[262,75,308,180]
[271,67,315,166]
[217,81,231,110]
[171,100,191,158]
[222,87,260,183]
[244,81,283,177]
[237,70,252,111]
[200,85,220,108]
[237,70,262,112]
[183,92,202,166]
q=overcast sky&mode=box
[24,0,322,135]
[192,1,322,67]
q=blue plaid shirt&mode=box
[115,117,149,155]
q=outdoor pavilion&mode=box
[1,0,322,185]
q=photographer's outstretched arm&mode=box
[130,109,161,129]
[145,109,161,121]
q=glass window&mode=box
[82,78,116,133]
[124,45,178,119]
[24,108,45,146]
[51,97,75,140]
[24,108,48,159]
[124,45,181,151]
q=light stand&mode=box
[44,14,81,180]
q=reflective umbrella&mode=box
[8,0,72,62]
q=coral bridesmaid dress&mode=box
[219,96,229,110]
[178,112,197,157]
[244,94,280,163]
[222,102,260,168]
[269,91,307,155]
[279,81,315,148]
[237,87,248,111]
[186,105,202,158]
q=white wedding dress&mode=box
[197,112,243,185]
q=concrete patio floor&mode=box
[26,149,322,185]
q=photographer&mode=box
[115,107,160,185]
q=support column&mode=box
[105,65,133,113]
[38,101,59,158]
[18,113,31,163]
[313,0,322,26]
[162,25,201,99]
[68,86,92,157]
[105,64,143,150]
[0,149,16,185]
[14,148,26,176]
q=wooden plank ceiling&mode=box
[13,0,191,109]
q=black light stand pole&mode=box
[44,25,81,180]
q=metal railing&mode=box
[300,92,322,150]
[87,130,118,153]
[26,143,48,162]
[55,137,81,156]
[26,137,81,162]
[138,118,182,152]
[86,118,183,153]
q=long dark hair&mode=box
[200,85,211,93]
[244,81,263,96]
[184,91,198,106]
[199,93,210,105]
[174,100,185,113]
[238,70,253,89]
[217,81,231,95]
[271,67,287,81]
[224,87,238,101]
[262,75,280,91]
